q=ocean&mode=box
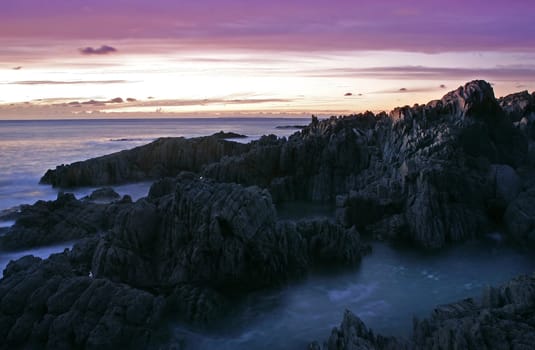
[1,117,534,349]
[0,117,305,213]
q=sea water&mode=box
[0,118,304,213]
[1,117,534,349]
[169,240,535,349]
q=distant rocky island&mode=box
[1,80,535,348]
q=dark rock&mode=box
[313,273,535,350]
[0,243,165,350]
[211,131,247,139]
[92,173,368,293]
[40,134,250,187]
[313,309,409,350]
[498,90,535,123]
[85,187,121,202]
[504,186,535,243]
[0,174,369,349]
[0,192,132,250]
[37,81,533,250]
[275,124,307,129]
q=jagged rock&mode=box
[0,174,369,349]
[0,192,132,250]
[85,187,121,202]
[312,310,408,350]
[40,133,250,187]
[92,173,368,292]
[504,187,535,243]
[499,90,535,123]
[38,81,532,249]
[313,273,535,350]
[0,243,165,350]
[412,273,535,350]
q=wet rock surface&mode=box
[313,273,535,350]
[40,81,535,249]
[4,80,535,348]
[0,173,368,348]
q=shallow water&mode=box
[0,241,77,278]
[169,240,535,349]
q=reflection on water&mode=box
[168,241,535,350]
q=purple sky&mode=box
[2,0,534,52]
[1,1,534,118]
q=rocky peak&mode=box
[389,80,500,123]
[434,80,500,119]
[498,90,535,122]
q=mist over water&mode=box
[169,241,535,349]
[1,118,534,349]
[0,118,303,212]
[0,241,77,278]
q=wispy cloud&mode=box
[306,65,535,81]
[8,80,128,85]
[79,45,117,55]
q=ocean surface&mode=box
[0,118,305,212]
[0,117,534,349]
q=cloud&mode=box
[306,65,535,81]
[8,80,128,85]
[79,45,117,55]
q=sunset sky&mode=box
[1,0,534,119]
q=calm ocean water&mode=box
[0,117,534,349]
[0,118,306,212]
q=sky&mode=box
[1,0,535,119]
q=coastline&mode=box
[1,80,535,349]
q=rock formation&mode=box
[39,81,535,249]
[0,191,132,250]
[0,173,368,348]
[312,273,535,350]
[40,133,250,187]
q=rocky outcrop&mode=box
[40,133,250,187]
[499,90,535,123]
[91,173,368,292]
[0,189,103,251]
[39,81,533,249]
[0,239,165,350]
[312,273,535,350]
[84,187,121,203]
[309,309,409,350]
[0,191,132,250]
[0,173,368,348]
[203,113,382,203]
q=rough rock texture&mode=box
[0,174,368,348]
[309,309,408,350]
[313,273,535,350]
[39,81,534,248]
[40,133,250,187]
[0,239,165,350]
[504,186,535,243]
[85,187,121,202]
[0,192,132,250]
[91,173,368,293]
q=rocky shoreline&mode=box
[1,80,535,348]
[311,272,535,350]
